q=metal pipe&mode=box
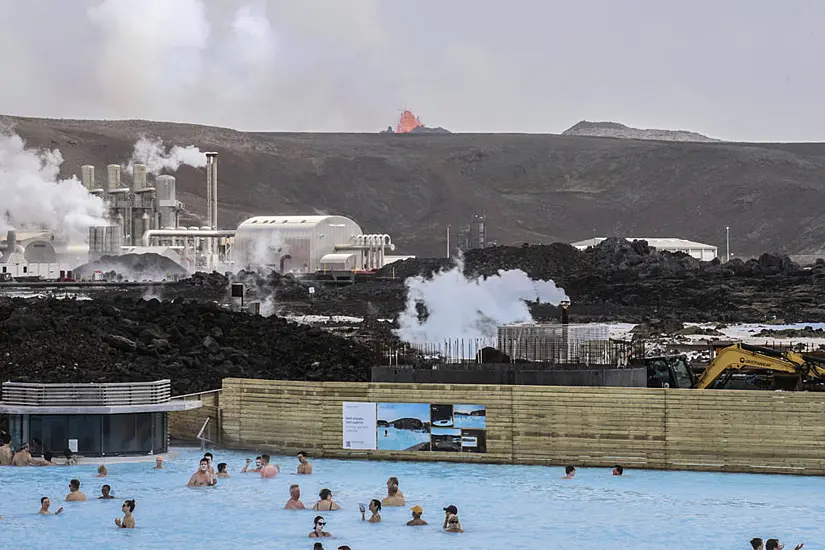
[142,229,235,247]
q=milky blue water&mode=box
[0,447,822,549]
[377,427,430,451]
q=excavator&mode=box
[694,343,825,390]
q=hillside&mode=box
[563,121,720,143]
[4,114,825,257]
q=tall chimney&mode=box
[132,163,147,191]
[106,164,121,191]
[206,152,218,230]
[81,165,95,190]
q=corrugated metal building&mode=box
[571,237,718,261]
[233,215,364,273]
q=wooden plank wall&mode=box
[168,391,220,442]
[212,379,825,475]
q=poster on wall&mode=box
[342,402,377,450]
[377,403,432,451]
[430,403,487,453]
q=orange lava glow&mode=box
[395,109,424,133]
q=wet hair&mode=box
[203,452,213,460]
[298,451,307,458]
[750,539,763,550]
[370,499,382,511]
[98,464,107,474]
[313,544,324,550]
[44,451,53,462]
[387,476,399,485]
[199,458,209,465]
[319,488,332,500]
[313,515,325,526]
[766,540,779,550]
[338,547,352,550]
[388,483,399,496]
[123,499,136,512]
[217,462,228,473]
[70,479,81,490]
[102,484,111,492]
[255,456,262,461]
[565,465,576,474]
[289,484,300,491]
[614,464,624,474]
[40,496,49,504]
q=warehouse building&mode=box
[571,237,718,261]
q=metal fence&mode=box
[0,380,172,407]
[374,338,645,368]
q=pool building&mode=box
[0,380,202,458]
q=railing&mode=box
[197,417,214,451]
[0,380,172,406]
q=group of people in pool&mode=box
[750,538,803,550]
[33,477,136,529]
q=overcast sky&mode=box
[1,0,824,141]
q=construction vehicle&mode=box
[695,343,825,390]
[645,354,696,388]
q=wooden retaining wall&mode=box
[169,390,220,442]
[175,379,825,475]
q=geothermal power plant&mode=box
[0,152,408,279]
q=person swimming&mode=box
[285,484,305,509]
[562,465,576,479]
[98,484,115,499]
[216,462,230,478]
[242,456,262,473]
[407,505,428,526]
[39,496,63,515]
[154,456,164,469]
[203,452,215,474]
[187,458,217,487]
[309,515,332,538]
[297,451,313,474]
[359,499,382,523]
[114,499,135,529]
[381,483,405,507]
[66,479,87,501]
[260,454,280,478]
[96,464,108,477]
[612,464,624,476]
[313,489,340,511]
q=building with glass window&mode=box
[0,380,202,458]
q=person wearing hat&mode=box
[443,505,463,533]
[407,504,427,526]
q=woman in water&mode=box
[444,514,464,533]
[114,499,135,529]
[312,489,341,511]
[308,515,331,538]
[359,499,382,523]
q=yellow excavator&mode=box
[695,343,825,390]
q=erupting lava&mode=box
[395,109,424,133]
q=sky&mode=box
[1,0,825,141]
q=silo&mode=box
[132,163,147,191]
[106,164,121,191]
[81,165,96,191]
[156,175,177,229]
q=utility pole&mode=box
[446,225,451,258]
[725,226,730,262]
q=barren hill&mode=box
[563,120,720,143]
[4,114,825,257]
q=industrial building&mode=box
[1,149,408,279]
[571,237,718,261]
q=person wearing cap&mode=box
[407,504,428,526]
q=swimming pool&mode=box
[0,447,822,549]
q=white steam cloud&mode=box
[0,131,105,242]
[127,136,206,174]
[396,262,569,345]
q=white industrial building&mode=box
[572,237,718,261]
[233,215,396,273]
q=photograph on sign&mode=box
[430,404,454,427]
[453,404,487,429]
[460,429,486,453]
[431,427,462,452]
[342,402,377,450]
[377,403,431,451]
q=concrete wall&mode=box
[169,390,220,443]
[173,379,825,475]
[371,365,647,387]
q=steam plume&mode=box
[396,262,569,345]
[127,136,206,174]
[0,130,105,242]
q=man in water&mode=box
[96,465,108,477]
[767,540,803,550]
[66,479,87,501]
[381,484,405,507]
[12,442,33,466]
[242,456,263,473]
[39,497,63,515]
[187,458,218,487]
[297,451,313,474]
[612,464,624,476]
[203,452,215,474]
[99,485,115,499]
[407,505,428,526]
[154,456,164,469]
[0,436,12,465]
[260,454,280,478]
[216,463,230,478]
[562,465,576,479]
[285,484,305,509]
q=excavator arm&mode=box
[695,343,825,389]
